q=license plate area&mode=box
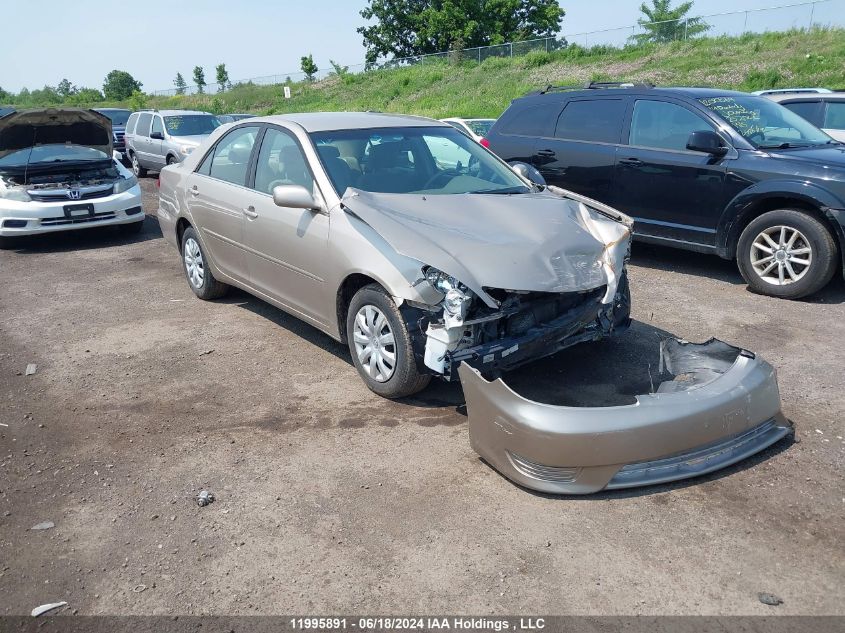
[63,203,94,218]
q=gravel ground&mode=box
[0,178,843,616]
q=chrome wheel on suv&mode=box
[750,225,812,286]
[131,153,147,178]
[737,209,838,299]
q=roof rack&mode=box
[527,81,655,96]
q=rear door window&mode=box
[499,103,562,137]
[126,113,138,135]
[206,126,260,187]
[554,99,626,144]
[136,113,152,137]
[629,100,715,151]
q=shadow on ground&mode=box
[0,215,161,254]
[631,241,845,305]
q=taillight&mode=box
[480,137,490,148]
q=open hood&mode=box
[0,108,112,160]
[341,188,632,308]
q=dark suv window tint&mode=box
[554,99,625,144]
[136,113,152,137]
[500,103,562,137]
[782,101,822,126]
[824,102,845,129]
[630,100,713,151]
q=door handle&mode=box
[619,157,643,166]
[190,186,199,196]
[244,206,258,219]
[536,149,555,157]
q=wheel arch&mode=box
[335,273,387,343]
[717,183,845,263]
[175,217,192,254]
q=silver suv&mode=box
[124,109,220,177]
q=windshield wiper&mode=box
[758,142,818,149]
[467,187,530,195]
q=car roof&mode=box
[766,92,845,102]
[518,86,754,102]
[135,109,214,116]
[94,107,131,112]
[249,111,444,132]
[752,88,833,95]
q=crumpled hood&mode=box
[341,187,632,308]
[0,108,112,159]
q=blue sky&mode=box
[0,0,831,93]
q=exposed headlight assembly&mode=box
[113,175,138,194]
[0,187,31,202]
[424,266,473,326]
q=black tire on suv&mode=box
[737,209,838,299]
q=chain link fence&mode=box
[151,0,842,96]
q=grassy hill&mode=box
[14,28,845,117]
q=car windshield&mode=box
[0,144,109,167]
[466,119,495,136]
[164,115,220,136]
[99,110,131,126]
[309,126,529,196]
[700,95,831,148]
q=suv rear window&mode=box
[125,113,138,134]
[499,103,562,137]
[555,99,626,144]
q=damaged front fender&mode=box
[459,338,793,494]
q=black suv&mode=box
[486,83,845,299]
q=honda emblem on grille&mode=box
[67,190,81,200]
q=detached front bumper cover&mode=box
[459,338,792,494]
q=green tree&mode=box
[56,78,77,99]
[193,66,206,94]
[300,54,318,81]
[358,0,565,66]
[215,63,230,92]
[103,70,142,100]
[0,85,10,102]
[30,85,62,105]
[67,87,104,105]
[634,0,709,44]
[174,72,187,95]
[328,59,349,78]
[127,90,147,111]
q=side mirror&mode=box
[510,161,547,186]
[687,130,728,156]
[150,131,164,140]
[272,184,321,211]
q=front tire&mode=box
[737,209,837,299]
[181,227,229,300]
[166,155,178,166]
[346,284,431,398]
[130,153,147,178]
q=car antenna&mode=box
[23,127,37,185]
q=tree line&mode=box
[2,2,705,105]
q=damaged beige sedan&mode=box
[158,112,790,492]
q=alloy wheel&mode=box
[750,225,812,286]
[352,305,396,383]
[184,237,205,289]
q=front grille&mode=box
[507,451,581,483]
[40,212,116,226]
[28,186,114,202]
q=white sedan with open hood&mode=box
[157,112,791,493]
[0,108,143,245]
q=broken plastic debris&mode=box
[25,364,37,376]
[31,602,67,617]
[132,584,147,593]
[30,521,55,530]
[758,592,783,606]
[196,490,215,507]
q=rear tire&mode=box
[166,155,177,166]
[346,284,431,398]
[130,153,147,178]
[737,209,837,299]
[181,227,229,300]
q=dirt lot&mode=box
[1,178,843,616]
